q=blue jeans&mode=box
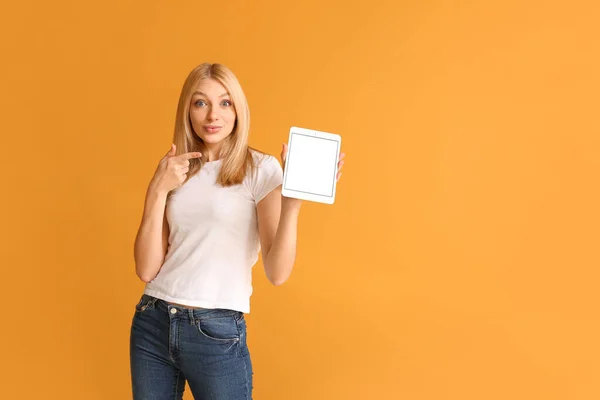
[130,294,253,399]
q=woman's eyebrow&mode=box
[192,91,230,97]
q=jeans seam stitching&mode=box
[174,370,181,400]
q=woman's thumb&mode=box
[166,143,176,157]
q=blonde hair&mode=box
[171,62,260,191]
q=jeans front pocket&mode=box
[196,316,241,343]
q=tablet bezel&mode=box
[281,126,341,204]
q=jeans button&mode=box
[170,308,177,314]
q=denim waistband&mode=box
[138,294,243,320]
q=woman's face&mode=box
[189,79,236,148]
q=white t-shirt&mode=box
[143,150,283,313]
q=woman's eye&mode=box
[194,100,231,107]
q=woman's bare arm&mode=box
[133,184,169,283]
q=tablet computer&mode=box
[282,126,341,204]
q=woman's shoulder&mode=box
[248,147,279,167]
[244,147,283,199]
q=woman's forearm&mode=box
[263,202,301,286]
[133,183,169,283]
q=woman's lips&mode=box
[204,126,222,134]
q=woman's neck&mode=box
[204,143,223,161]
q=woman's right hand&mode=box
[150,144,202,195]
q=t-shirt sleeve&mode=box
[252,155,283,203]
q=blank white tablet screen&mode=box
[285,133,339,197]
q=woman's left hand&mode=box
[280,143,345,211]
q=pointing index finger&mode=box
[177,152,203,161]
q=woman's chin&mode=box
[197,134,222,144]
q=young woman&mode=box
[130,62,345,399]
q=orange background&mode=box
[1,0,599,399]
